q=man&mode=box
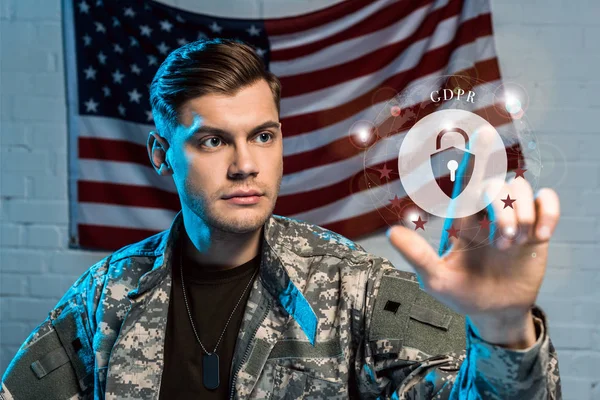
[1,38,562,399]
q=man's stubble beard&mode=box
[185,173,282,235]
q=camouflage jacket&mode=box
[1,211,561,399]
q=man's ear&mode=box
[147,131,172,176]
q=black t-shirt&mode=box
[158,238,260,399]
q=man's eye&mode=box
[255,132,274,143]
[201,137,222,148]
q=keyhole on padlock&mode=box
[447,160,458,182]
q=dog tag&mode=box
[203,353,220,390]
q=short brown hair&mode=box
[149,38,281,141]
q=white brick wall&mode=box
[0,0,598,398]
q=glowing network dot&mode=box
[505,95,522,114]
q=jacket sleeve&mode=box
[353,255,562,399]
[0,256,110,400]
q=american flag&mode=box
[64,0,523,251]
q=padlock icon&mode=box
[429,128,475,199]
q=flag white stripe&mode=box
[269,0,405,51]
[290,176,404,224]
[78,203,176,230]
[79,159,177,193]
[79,115,152,145]
[271,0,451,77]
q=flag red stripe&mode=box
[264,0,376,36]
[78,181,180,209]
[78,224,161,250]
[321,197,412,239]
[280,14,493,137]
[79,137,149,165]
[270,0,436,61]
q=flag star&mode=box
[82,34,92,46]
[123,7,135,18]
[479,215,491,230]
[129,36,139,47]
[113,43,123,54]
[102,86,111,97]
[78,1,90,13]
[160,20,173,32]
[157,41,170,54]
[412,216,427,230]
[389,194,403,209]
[514,167,527,179]
[376,164,392,180]
[95,22,106,34]
[118,104,126,115]
[255,47,266,57]
[197,31,208,40]
[247,25,261,36]
[501,194,516,209]
[112,69,124,84]
[177,38,188,46]
[128,89,142,103]
[85,98,98,112]
[83,66,97,80]
[209,21,222,33]
[130,64,141,75]
[144,4,151,11]
[446,224,460,239]
[146,110,154,121]
[97,51,107,65]
[147,55,157,66]
[112,17,120,27]
[96,0,103,6]
[140,25,152,37]
[175,14,185,23]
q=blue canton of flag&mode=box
[74,0,270,124]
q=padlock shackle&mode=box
[435,128,469,150]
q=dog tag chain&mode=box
[179,239,258,390]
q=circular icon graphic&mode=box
[398,109,507,218]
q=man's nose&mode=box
[227,144,259,178]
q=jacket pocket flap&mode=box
[50,295,95,392]
[409,303,452,330]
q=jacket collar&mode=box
[125,210,318,344]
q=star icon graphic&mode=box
[501,194,516,209]
[514,167,527,179]
[389,194,403,209]
[376,164,392,180]
[412,216,427,230]
[478,215,491,230]
[446,224,460,239]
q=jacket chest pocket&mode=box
[270,364,346,400]
[262,338,347,399]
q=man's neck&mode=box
[180,208,263,270]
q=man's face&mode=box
[167,79,283,234]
